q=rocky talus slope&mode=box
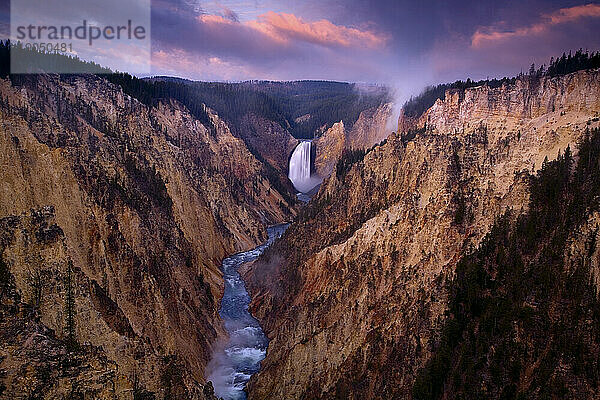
[0,74,295,398]
[244,69,600,399]
[314,103,392,177]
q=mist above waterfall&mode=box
[289,141,321,193]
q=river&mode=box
[206,224,288,400]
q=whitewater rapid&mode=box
[206,224,288,400]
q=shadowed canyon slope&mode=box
[243,69,600,399]
[0,73,296,398]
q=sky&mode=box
[2,0,600,100]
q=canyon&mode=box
[1,44,599,400]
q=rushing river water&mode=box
[207,224,288,400]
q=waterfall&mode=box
[289,141,319,193]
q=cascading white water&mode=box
[288,141,320,193]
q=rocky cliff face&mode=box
[313,121,346,178]
[346,102,393,150]
[0,73,295,397]
[244,69,600,399]
[314,103,392,177]
[237,113,298,175]
[236,113,299,201]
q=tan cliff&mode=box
[0,74,296,397]
[400,69,600,147]
[314,103,392,177]
[244,69,600,399]
[313,121,346,178]
[346,102,393,150]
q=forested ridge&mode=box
[403,49,600,120]
[148,78,390,139]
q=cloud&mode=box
[196,11,387,49]
[153,5,291,66]
[246,11,387,49]
[472,3,600,48]
[148,3,392,82]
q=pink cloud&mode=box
[248,12,387,48]
[198,11,387,49]
[472,3,600,48]
[198,14,233,25]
